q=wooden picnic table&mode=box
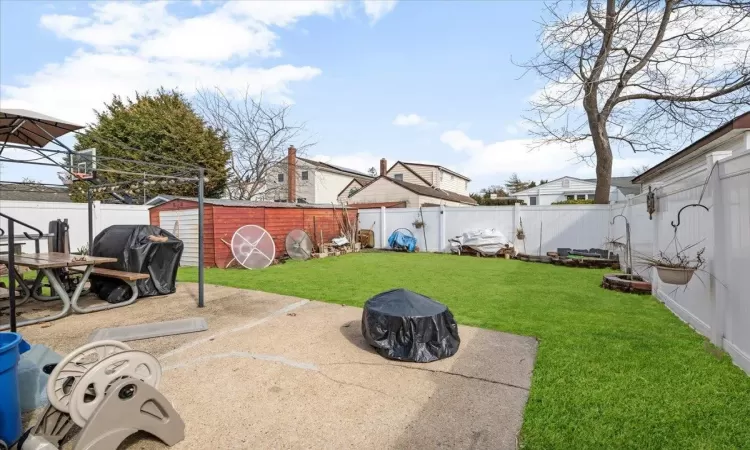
[0,252,118,330]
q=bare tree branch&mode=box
[194,87,315,200]
[521,0,750,203]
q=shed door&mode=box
[159,209,199,266]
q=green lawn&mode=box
[178,253,750,449]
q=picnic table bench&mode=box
[72,267,150,304]
[0,252,118,330]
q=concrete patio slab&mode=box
[12,283,537,450]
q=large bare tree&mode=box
[523,0,750,203]
[195,88,313,200]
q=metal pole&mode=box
[87,187,94,252]
[198,167,205,308]
[8,221,16,332]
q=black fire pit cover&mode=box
[361,288,460,362]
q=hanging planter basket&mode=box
[655,266,696,285]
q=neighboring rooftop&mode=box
[633,111,750,183]
[0,182,71,202]
[398,161,471,181]
[149,196,404,209]
[585,177,642,196]
[352,176,477,205]
[297,157,374,181]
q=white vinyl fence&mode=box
[359,203,615,255]
[359,151,750,374]
[617,150,750,375]
[0,200,150,252]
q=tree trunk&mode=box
[590,120,612,204]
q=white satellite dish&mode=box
[231,225,276,269]
[285,229,314,260]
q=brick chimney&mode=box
[379,158,387,177]
[287,145,297,203]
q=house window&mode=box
[465,181,469,189]
[577,194,586,200]
[394,173,404,181]
[566,195,575,200]
[278,173,284,182]
[301,171,308,181]
[587,194,595,200]
[530,196,538,205]
[562,179,570,188]
[450,174,454,180]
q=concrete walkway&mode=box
[17,283,538,449]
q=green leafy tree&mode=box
[70,89,229,202]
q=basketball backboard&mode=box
[59,148,96,183]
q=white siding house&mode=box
[346,176,476,207]
[260,148,373,204]
[385,161,471,196]
[510,177,629,205]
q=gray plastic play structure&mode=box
[19,340,184,450]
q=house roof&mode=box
[398,161,471,181]
[296,157,374,180]
[352,176,477,205]
[149,196,352,209]
[387,162,434,186]
[585,176,642,196]
[0,183,72,202]
[511,176,593,195]
[336,179,364,199]
[632,111,750,183]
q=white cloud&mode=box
[2,1,347,125]
[226,1,345,27]
[138,11,280,62]
[393,113,431,127]
[39,2,172,49]
[440,129,657,182]
[363,0,397,24]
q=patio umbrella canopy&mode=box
[0,109,83,148]
[361,288,460,362]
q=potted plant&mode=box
[516,227,525,240]
[638,247,705,285]
[412,219,425,229]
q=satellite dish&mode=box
[285,229,314,260]
[231,225,276,269]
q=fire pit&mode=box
[601,274,652,295]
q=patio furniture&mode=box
[0,253,117,330]
[70,267,150,311]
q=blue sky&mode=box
[0,0,661,190]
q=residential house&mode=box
[510,176,632,205]
[632,111,750,187]
[258,146,374,204]
[0,182,71,202]
[342,159,477,207]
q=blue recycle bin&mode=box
[0,332,23,446]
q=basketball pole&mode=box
[198,167,205,308]
[87,186,94,252]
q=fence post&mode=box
[650,185,661,297]
[707,152,730,347]
[380,207,387,248]
[439,205,446,252]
